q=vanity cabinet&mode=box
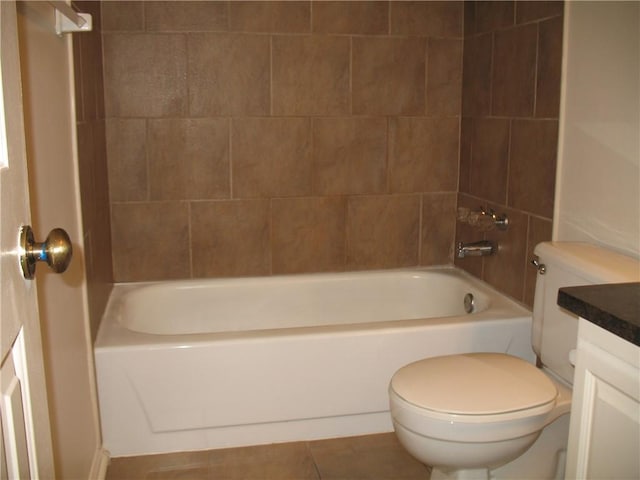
[565,318,639,479]
[558,282,640,479]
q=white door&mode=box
[0,1,55,478]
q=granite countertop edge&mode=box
[557,283,640,347]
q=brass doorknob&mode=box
[19,225,73,279]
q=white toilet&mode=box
[389,242,640,480]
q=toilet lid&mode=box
[390,353,558,415]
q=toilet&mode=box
[389,242,640,480]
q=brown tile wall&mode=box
[72,1,113,340]
[102,1,463,281]
[457,1,563,306]
[100,1,563,309]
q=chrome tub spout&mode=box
[457,240,496,258]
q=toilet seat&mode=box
[390,353,558,420]
[389,353,566,443]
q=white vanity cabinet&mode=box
[565,318,640,480]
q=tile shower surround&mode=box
[101,1,564,308]
[457,0,562,304]
[103,1,462,282]
[73,0,112,340]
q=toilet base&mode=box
[409,414,570,480]
[431,468,488,480]
[489,413,569,480]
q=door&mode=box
[0,1,54,478]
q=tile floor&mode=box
[105,433,432,480]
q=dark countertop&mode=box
[558,283,640,347]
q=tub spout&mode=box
[457,240,496,258]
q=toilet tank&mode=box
[531,242,640,384]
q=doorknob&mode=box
[19,225,73,279]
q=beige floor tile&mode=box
[208,442,319,480]
[145,466,210,480]
[106,451,210,480]
[105,434,430,480]
[308,433,430,480]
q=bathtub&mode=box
[95,267,534,457]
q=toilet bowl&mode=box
[389,353,571,478]
[388,242,639,480]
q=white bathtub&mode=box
[95,267,534,457]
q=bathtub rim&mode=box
[95,266,532,351]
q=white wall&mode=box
[555,1,640,258]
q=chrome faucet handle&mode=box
[490,210,509,231]
[457,207,508,231]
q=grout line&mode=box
[522,214,532,302]
[269,35,274,116]
[185,33,190,117]
[385,117,390,194]
[425,37,430,115]
[310,117,317,195]
[467,119,474,197]
[305,442,322,480]
[349,36,353,115]
[225,0,230,31]
[505,119,513,207]
[417,193,424,265]
[455,115,462,193]
[344,194,350,270]
[489,32,495,115]
[268,197,273,275]
[141,0,146,31]
[144,118,150,201]
[533,22,540,117]
[187,200,193,278]
[228,117,233,199]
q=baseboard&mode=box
[89,447,110,480]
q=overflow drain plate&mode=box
[464,293,475,314]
